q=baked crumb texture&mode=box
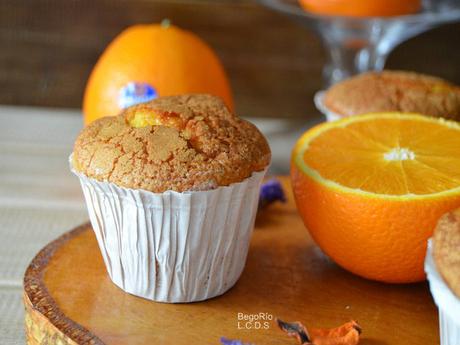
[73,94,271,193]
[433,208,460,298]
[324,71,460,120]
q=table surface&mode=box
[0,105,320,344]
[24,182,439,345]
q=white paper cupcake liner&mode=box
[314,90,343,122]
[70,157,267,303]
[425,239,460,345]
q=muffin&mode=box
[425,209,460,345]
[433,209,460,298]
[71,94,271,302]
[317,71,460,121]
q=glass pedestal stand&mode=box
[260,0,460,86]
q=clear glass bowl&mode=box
[260,0,460,86]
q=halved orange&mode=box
[291,113,460,283]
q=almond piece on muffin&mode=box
[323,71,460,120]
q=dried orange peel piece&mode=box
[276,318,361,345]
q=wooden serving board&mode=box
[23,178,439,345]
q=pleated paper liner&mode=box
[70,156,267,303]
[425,240,460,345]
[314,90,343,122]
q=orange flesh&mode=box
[302,117,460,195]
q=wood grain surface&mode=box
[2,0,460,118]
[23,178,439,344]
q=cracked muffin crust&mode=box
[324,71,460,120]
[72,94,271,193]
[433,208,460,298]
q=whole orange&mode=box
[298,0,421,17]
[83,22,233,125]
[291,113,460,283]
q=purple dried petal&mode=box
[259,179,286,209]
[220,337,251,345]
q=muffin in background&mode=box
[318,71,460,121]
[425,209,460,345]
[71,94,271,303]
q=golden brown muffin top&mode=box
[72,94,271,193]
[324,71,460,120]
[433,208,460,298]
